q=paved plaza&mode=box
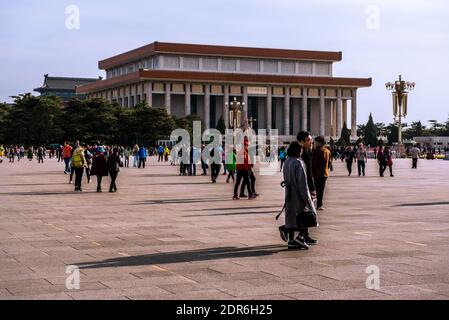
[0,156,448,300]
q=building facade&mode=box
[76,42,372,139]
[35,74,101,101]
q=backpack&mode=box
[73,151,84,168]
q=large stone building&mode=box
[76,42,371,140]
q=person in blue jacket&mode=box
[138,146,147,169]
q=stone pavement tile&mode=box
[128,289,233,300]
[218,282,319,298]
[381,263,440,276]
[0,289,13,298]
[228,294,295,300]
[281,275,353,291]
[174,268,227,283]
[411,283,449,297]
[0,279,50,290]
[101,276,196,289]
[7,281,108,296]
[158,280,251,295]
[2,292,74,300]
[372,284,437,297]
[285,288,389,300]
[67,286,170,300]
[387,293,449,300]
[380,272,449,286]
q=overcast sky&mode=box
[1,0,448,126]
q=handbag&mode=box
[297,199,319,228]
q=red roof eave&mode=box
[98,41,343,70]
[76,70,372,94]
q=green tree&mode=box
[363,113,378,147]
[0,103,11,142]
[133,105,176,146]
[337,121,351,146]
[386,123,399,145]
[216,116,226,135]
[403,121,426,140]
[428,120,444,136]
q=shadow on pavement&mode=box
[76,245,286,269]
[131,198,224,205]
[183,211,275,217]
[394,201,449,207]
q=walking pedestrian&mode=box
[312,136,331,211]
[71,143,86,192]
[210,146,222,183]
[124,147,130,168]
[37,146,44,163]
[84,146,93,183]
[107,147,123,193]
[355,143,368,177]
[226,148,236,183]
[279,146,287,172]
[91,149,108,192]
[138,146,147,169]
[63,142,73,174]
[282,141,317,250]
[377,146,387,177]
[233,138,254,200]
[0,144,4,163]
[132,144,139,167]
[411,145,421,169]
[345,146,355,176]
[384,146,394,177]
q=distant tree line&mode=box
[353,113,449,147]
[0,94,209,147]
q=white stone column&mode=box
[185,83,191,116]
[284,87,290,136]
[302,88,308,132]
[319,88,325,136]
[204,84,210,129]
[342,99,348,127]
[243,86,248,115]
[145,82,153,107]
[266,86,272,130]
[351,89,358,138]
[224,85,230,129]
[336,88,342,137]
[165,82,171,115]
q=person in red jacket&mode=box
[233,137,255,200]
[63,142,73,174]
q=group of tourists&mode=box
[172,142,260,200]
[0,145,46,163]
[61,141,123,193]
[342,143,395,177]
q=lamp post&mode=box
[386,75,415,146]
[225,97,245,130]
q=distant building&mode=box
[34,74,101,101]
[77,41,372,140]
[413,136,449,149]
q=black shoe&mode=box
[304,235,318,245]
[279,226,287,243]
[288,237,309,250]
